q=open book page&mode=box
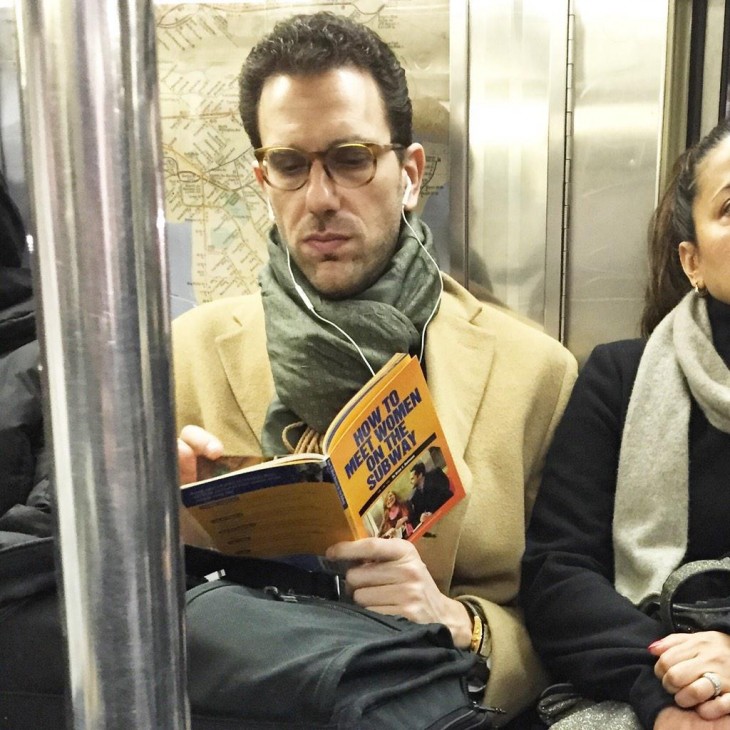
[181,457,354,558]
[324,355,464,541]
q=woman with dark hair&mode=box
[521,118,730,729]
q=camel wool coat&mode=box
[173,274,577,720]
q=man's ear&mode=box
[253,162,266,190]
[402,143,426,211]
[678,240,700,286]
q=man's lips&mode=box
[303,232,350,242]
[301,233,351,254]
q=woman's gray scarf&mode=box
[259,213,441,457]
[613,292,730,605]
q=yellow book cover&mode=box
[180,354,464,559]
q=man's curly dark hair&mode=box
[239,12,412,150]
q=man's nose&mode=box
[304,159,340,215]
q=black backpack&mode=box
[185,548,500,730]
[1,541,500,730]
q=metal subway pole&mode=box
[15,1,189,727]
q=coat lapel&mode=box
[419,277,495,589]
[215,297,274,451]
[425,277,495,473]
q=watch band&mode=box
[462,600,492,658]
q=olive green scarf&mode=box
[259,213,441,456]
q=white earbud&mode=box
[402,178,413,207]
[266,196,275,222]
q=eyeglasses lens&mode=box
[326,145,376,187]
[265,149,309,190]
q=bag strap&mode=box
[183,545,343,601]
[659,557,730,631]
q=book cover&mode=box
[180,354,464,558]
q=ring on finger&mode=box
[702,671,723,699]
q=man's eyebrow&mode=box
[309,137,379,151]
[328,136,374,146]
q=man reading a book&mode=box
[174,11,577,723]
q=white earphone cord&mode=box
[285,208,442,375]
[402,208,444,364]
[286,247,376,376]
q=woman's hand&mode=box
[326,537,473,648]
[655,706,730,728]
[651,632,730,718]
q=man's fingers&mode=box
[177,438,198,485]
[179,424,224,458]
[177,426,224,485]
[326,536,413,563]
[346,555,423,590]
